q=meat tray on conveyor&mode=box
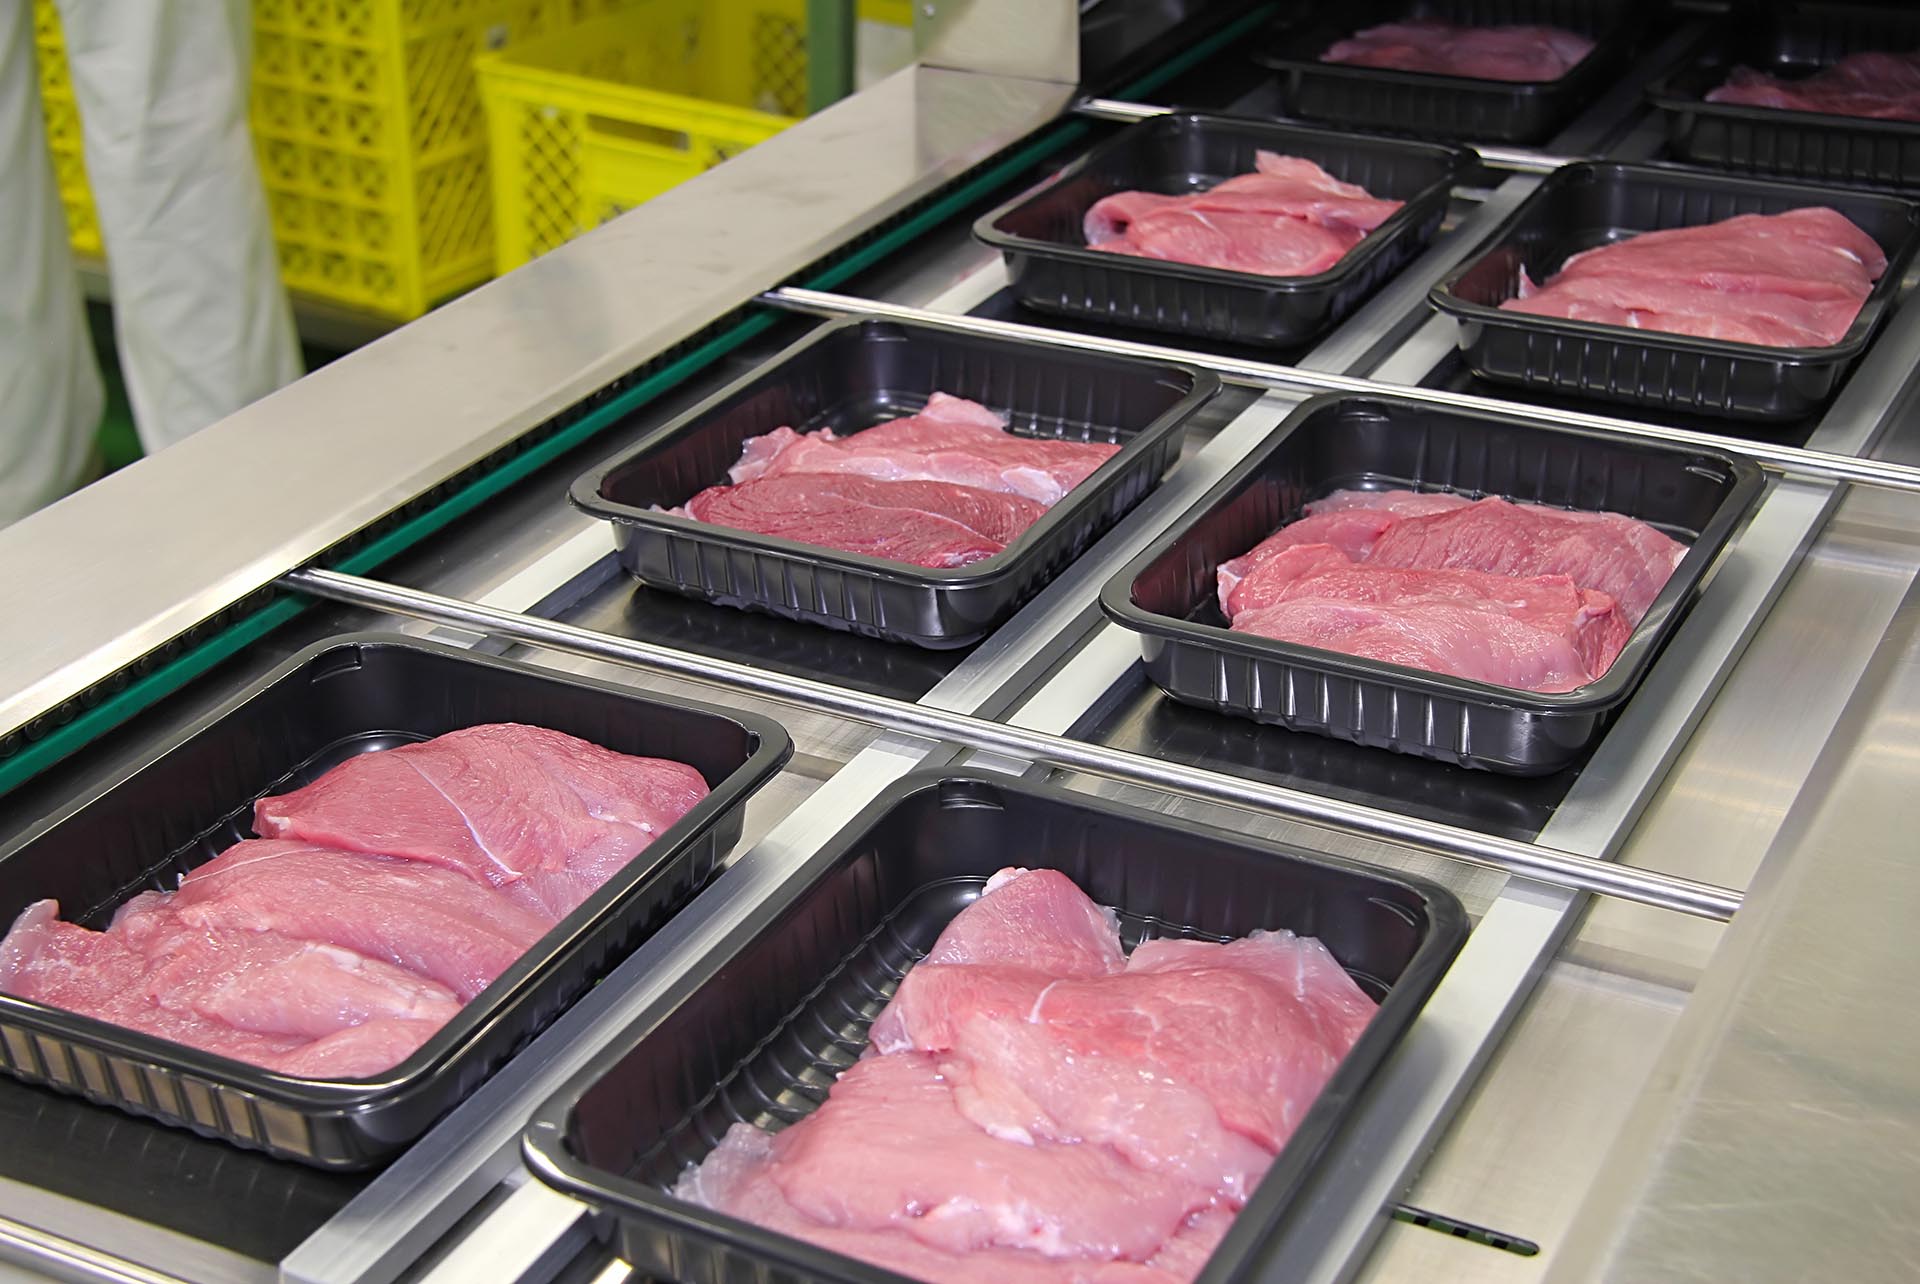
[1648,2,1920,190]
[1430,161,1920,421]
[523,771,1469,1284]
[0,635,791,1167]
[974,112,1473,348]
[1251,0,1647,144]
[571,318,1219,649]
[1100,394,1765,774]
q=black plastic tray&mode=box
[1252,0,1642,145]
[1099,394,1766,775]
[523,770,1470,1284]
[571,319,1219,649]
[1649,4,1920,190]
[973,113,1473,348]
[1430,161,1920,421]
[0,635,792,1168]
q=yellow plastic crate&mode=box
[478,5,801,271]
[33,0,631,319]
[32,1,98,258]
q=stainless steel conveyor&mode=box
[1,4,1917,1283]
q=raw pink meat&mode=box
[1082,151,1401,278]
[727,394,1119,506]
[254,723,709,917]
[1215,510,1398,612]
[1223,543,1632,691]
[685,473,1048,569]
[939,1015,1276,1201]
[870,867,1123,1055]
[1085,154,1401,246]
[1321,19,1594,81]
[1145,1210,1235,1282]
[113,895,462,1038]
[0,899,310,1065]
[738,1053,1210,1260]
[669,870,1375,1284]
[0,896,456,1078]
[1092,210,1356,277]
[875,930,1376,1163]
[265,1018,443,1079]
[1708,52,1920,123]
[919,867,1126,975]
[677,1123,1187,1284]
[171,841,552,1000]
[1366,497,1685,625]
[1302,489,1474,519]
[1499,207,1886,348]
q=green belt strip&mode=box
[0,5,1275,802]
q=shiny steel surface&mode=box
[1355,482,1920,1284]
[10,11,1920,1284]
[1072,98,1580,172]
[283,567,1743,919]
[920,0,1079,81]
[0,64,1075,747]
[1548,578,1920,1284]
[766,287,1920,494]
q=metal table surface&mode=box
[3,6,1920,1284]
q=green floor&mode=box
[88,302,346,476]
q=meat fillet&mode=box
[1081,151,1403,278]
[874,931,1376,1176]
[684,473,1048,569]
[1225,543,1633,692]
[1499,207,1887,348]
[0,723,714,1080]
[1211,488,1681,691]
[1364,497,1685,626]
[171,840,553,1001]
[677,1122,1188,1284]
[1708,52,1920,123]
[741,1053,1211,1261]
[729,394,1118,507]
[671,868,1379,1284]
[1321,19,1594,81]
[254,722,710,918]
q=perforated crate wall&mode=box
[477,3,802,271]
[32,1,97,258]
[32,0,634,319]
[37,0,904,317]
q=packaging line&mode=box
[284,566,1743,921]
[1074,96,1579,172]
[762,287,1920,496]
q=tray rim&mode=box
[568,316,1220,589]
[518,766,1473,1284]
[0,632,794,1115]
[1645,2,1920,143]
[1427,159,1920,366]
[1097,391,1768,716]
[1248,2,1642,91]
[970,111,1478,295]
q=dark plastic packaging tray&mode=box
[571,318,1218,649]
[1649,4,1920,190]
[523,770,1470,1284]
[0,635,792,1169]
[1099,394,1766,775]
[973,113,1473,348]
[1252,0,1641,145]
[1430,161,1920,421]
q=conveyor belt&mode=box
[4,7,1920,1284]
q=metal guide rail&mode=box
[284,566,1742,921]
[4,10,1920,1284]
